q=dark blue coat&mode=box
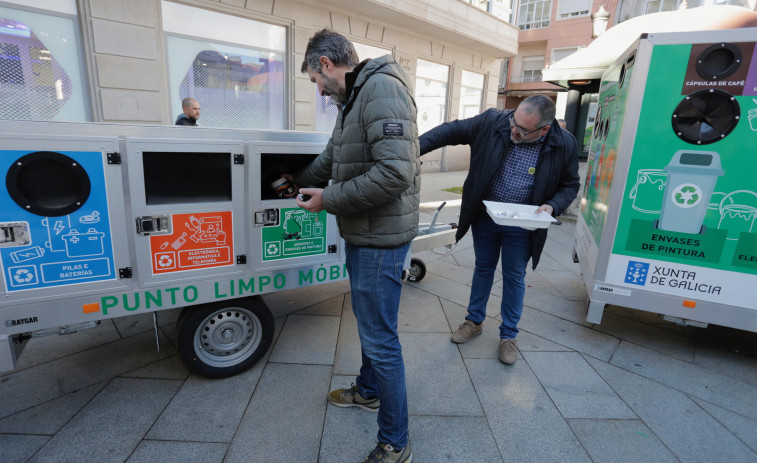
[419,108,580,269]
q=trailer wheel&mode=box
[176,296,274,378]
[406,258,426,282]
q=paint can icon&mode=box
[629,169,667,214]
[717,190,757,239]
[749,108,757,131]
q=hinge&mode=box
[236,254,247,265]
[234,154,244,165]
[119,267,132,279]
[328,245,337,253]
[107,152,121,164]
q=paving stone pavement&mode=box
[1,171,756,463]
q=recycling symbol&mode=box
[266,243,279,256]
[671,184,701,209]
[13,268,35,284]
[158,254,174,268]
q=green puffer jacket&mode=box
[295,55,420,247]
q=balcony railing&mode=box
[509,74,543,83]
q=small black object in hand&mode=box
[298,193,311,201]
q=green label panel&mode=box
[732,233,757,270]
[610,42,757,276]
[262,208,327,261]
[625,219,726,264]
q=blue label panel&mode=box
[0,149,117,292]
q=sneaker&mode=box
[327,384,379,413]
[498,338,518,365]
[361,442,413,463]
[451,320,483,344]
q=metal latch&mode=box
[135,215,172,236]
[254,209,279,227]
[0,222,31,248]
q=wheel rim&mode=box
[408,264,422,278]
[193,307,263,368]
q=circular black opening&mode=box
[672,89,740,145]
[6,151,91,216]
[695,43,741,81]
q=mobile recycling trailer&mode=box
[574,28,757,332]
[0,121,348,377]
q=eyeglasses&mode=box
[509,115,546,137]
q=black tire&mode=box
[176,296,274,378]
[406,258,427,282]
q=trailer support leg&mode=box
[586,299,606,324]
[153,312,161,352]
[0,334,18,373]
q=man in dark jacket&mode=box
[290,29,419,463]
[174,98,200,126]
[419,95,579,366]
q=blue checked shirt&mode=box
[486,136,544,204]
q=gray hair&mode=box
[300,29,359,74]
[181,97,197,108]
[520,95,556,127]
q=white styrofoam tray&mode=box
[483,201,557,230]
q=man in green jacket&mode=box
[291,29,419,463]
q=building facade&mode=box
[0,0,518,171]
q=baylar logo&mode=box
[625,261,649,286]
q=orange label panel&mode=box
[150,211,233,274]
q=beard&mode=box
[321,73,347,105]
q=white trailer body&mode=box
[574,29,757,332]
[0,121,347,377]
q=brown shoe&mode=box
[451,320,483,343]
[498,338,518,365]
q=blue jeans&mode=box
[345,242,410,449]
[467,213,532,339]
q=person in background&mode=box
[288,29,419,463]
[558,118,567,129]
[175,97,200,126]
[419,95,579,365]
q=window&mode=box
[415,59,449,135]
[458,70,484,119]
[551,47,581,65]
[643,0,678,13]
[463,0,513,21]
[558,0,591,19]
[521,56,544,83]
[490,0,513,21]
[517,0,552,30]
[162,1,286,130]
[0,0,89,121]
[314,42,390,133]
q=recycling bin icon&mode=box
[658,150,723,234]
